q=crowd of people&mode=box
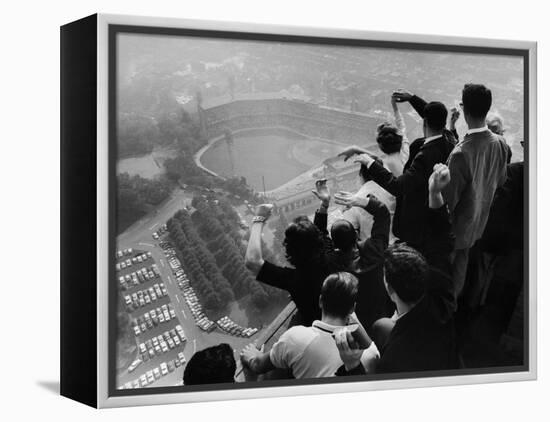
[183,83,524,384]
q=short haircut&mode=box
[284,216,324,268]
[383,243,428,304]
[183,343,236,385]
[376,122,403,154]
[320,272,359,318]
[331,219,357,252]
[462,83,492,119]
[423,101,448,131]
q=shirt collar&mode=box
[424,134,443,144]
[465,126,490,136]
[391,309,409,322]
[312,320,346,333]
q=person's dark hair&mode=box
[320,272,359,318]
[423,101,448,131]
[383,243,428,304]
[376,122,403,154]
[183,343,236,385]
[284,216,324,268]
[331,219,357,252]
[462,83,492,119]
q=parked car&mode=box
[139,375,147,387]
[128,359,142,373]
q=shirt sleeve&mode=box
[269,333,291,369]
[269,326,312,370]
[360,195,390,255]
[256,260,294,292]
[366,149,430,197]
[443,149,469,214]
[409,95,428,118]
[393,108,410,166]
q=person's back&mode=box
[446,129,508,250]
[392,133,455,250]
[269,323,344,379]
[377,266,458,373]
[442,83,509,298]
[249,272,363,379]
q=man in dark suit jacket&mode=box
[356,93,456,255]
[334,164,458,375]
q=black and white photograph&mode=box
[110,24,529,394]
[5,0,550,418]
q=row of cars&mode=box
[119,352,187,389]
[116,248,134,259]
[132,303,177,336]
[178,279,216,332]
[138,325,187,361]
[159,241,217,333]
[123,282,168,312]
[118,263,161,291]
[216,316,258,338]
[116,251,153,271]
[152,224,168,240]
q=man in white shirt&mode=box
[240,272,379,379]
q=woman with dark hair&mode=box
[245,205,329,326]
[335,93,410,242]
[339,93,410,177]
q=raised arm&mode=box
[425,163,456,314]
[425,164,455,269]
[312,178,331,236]
[334,190,390,253]
[392,95,407,135]
[392,89,427,118]
[244,204,273,276]
[449,107,461,140]
[359,146,431,197]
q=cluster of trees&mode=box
[167,210,235,315]
[117,173,172,233]
[118,89,205,161]
[219,176,258,201]
[118,113,159,158]
[116,300,138,370]
[190,197,271,309]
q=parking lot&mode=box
[116,247,187,389]
[115,189,274,389]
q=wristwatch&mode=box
[252,215,266,223]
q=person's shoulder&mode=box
[448,144,466,160]
[280,325,318,346]
[261,260,294,273]
[410,137,425,150]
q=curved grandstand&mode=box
[195,93,383,217]
[200,93,381,144]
